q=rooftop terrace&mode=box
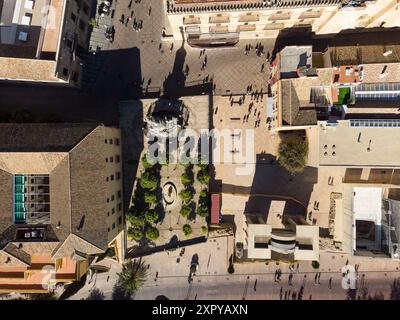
[0,0,65,81]
[319,120,400,167]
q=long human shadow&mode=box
[162,28,187,99]
[161,27,213,100]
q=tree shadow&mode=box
[111,283,132,300]
[86,288,105,300]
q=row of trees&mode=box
[127,156,161,242]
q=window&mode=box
[105,157,108,163]
[115,138,120,145]
[83,3,90,15]
[117,190,121,199]
[106,198,109,203]
[65,39,73,48]
[107,227,110,232]
[110,156,114,163]
[118,216,122,225]
[105,139,108,144]
[106,177,109,182]
[111,195,115,201]
[107,212,110,217]
[21,13,32,26]
[62,68,69,77]
[110,174,114,181]
[116,172,120,180]
[118,203,122,211]
[109,139,113,144]
[71,72,79,82]
[112,208,115,214]
[71,12,77,22]
[112,223,115,229]
[18,32,28,41]
[116,155,120,163]
[24,0,34,10]
[79,19,86,31]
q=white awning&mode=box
[353,187,382,224]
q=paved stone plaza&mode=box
[120,96,210,252]
[87,0,273,97]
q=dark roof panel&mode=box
[0,123,98,152]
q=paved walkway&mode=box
[68,237,400,300]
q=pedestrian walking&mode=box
[328,277,332,289]
[254,279,258,291]
[277,268,282,282]
[288,273,293,286]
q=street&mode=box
[69,237,400,300]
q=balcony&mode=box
[299,9,322,19]
[237,23,256,32]
[209,14,230,24]
[209,25,229,33]
[269,12,291,21]
[238,13,260,23]
[183,15,201,25]
[264,22,285,30]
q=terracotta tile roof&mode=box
[329,45,400,66]
[280,69,333,126]
[3,243,31,265]
[0,124,114,264]
[0,123,97,152]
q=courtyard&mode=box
[120,96,211,254]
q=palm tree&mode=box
[117,258,148,296]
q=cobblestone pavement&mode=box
[89,0,274,97]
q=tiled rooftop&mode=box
[361,63,400,84]
[0,57,59,81]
